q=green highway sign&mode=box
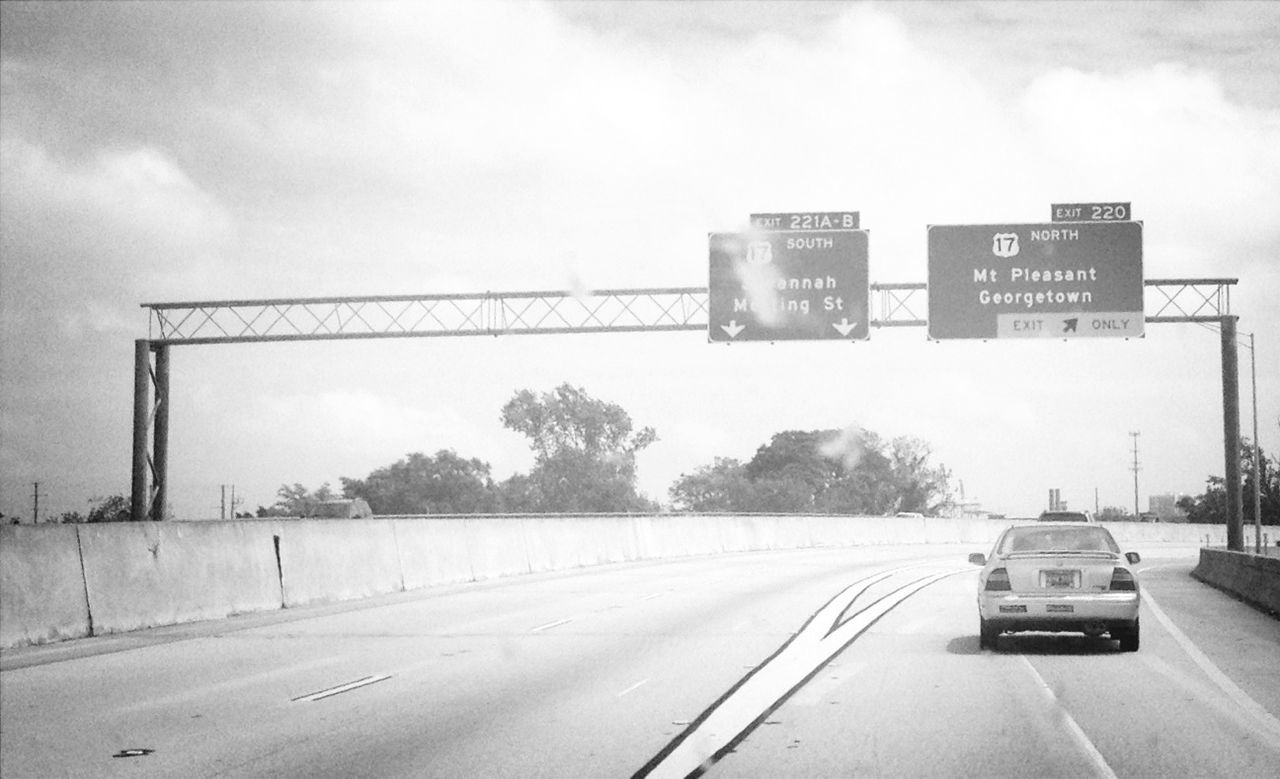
[927,221,1144,340]
[708,230,869,342]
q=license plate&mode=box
[1046,604,1074,613]
[1042,570,1079,588]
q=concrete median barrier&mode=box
[275,519,402,607]
[1192,548,1280,615]
[0,525,91,647]
[392,518,476,589]
[78,521,284,636]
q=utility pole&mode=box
[220,484,227,520]
[1130,432,1141,519]
[32,482,40,524]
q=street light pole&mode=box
[1249,333,1261,553]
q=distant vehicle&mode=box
[895,511,924,518]
[968,522,1141,651]
[1038,510,1095,523]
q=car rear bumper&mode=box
[978,591,1139,632]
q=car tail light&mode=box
[985,568,1011,591]
[1109,567,1137,591]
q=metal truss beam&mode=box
[142,279,1236,345]
[144,288,710,345]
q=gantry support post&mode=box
[130,340,171,521]
[151,343,170,521]
[1221,316,1243,551]
[131,340,151,522]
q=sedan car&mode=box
[969,523,1141,651]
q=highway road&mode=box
[2,543,1278,777]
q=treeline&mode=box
[261,384,954,517]
[1177,437,1280,526]
[262,384,658,516]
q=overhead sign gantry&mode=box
[131,202,1247,550]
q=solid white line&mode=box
[531,617,573,633]
[617,679,649,698]
[1142,590,1280,740]
[1018,657,1117,779]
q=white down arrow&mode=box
[832,319,858,336]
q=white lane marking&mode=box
[1018,657,1117,779]
[292,674,391,702]
[1142,590,1280,740]
[617,679,649,698]
[531,617,573,633]
[641,566,966,779]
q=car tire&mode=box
[1116,619,1140,652]
[979,618,998,650]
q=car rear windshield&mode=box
[999,526,1119,554]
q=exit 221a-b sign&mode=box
[927,221,1144,340]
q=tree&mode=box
[341,450,501,515]
[500,384,657,513]
[667,458,754,512]
[258,482,335,517]
[668,427,952,515]
[58,495,131,523]
[1176,437,1279,526]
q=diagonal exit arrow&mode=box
[720,320,745,339]
[832,318,858,337]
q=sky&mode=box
[2,0,1278,521]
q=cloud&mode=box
[0,139,232,297]
[1020,64,1280,269]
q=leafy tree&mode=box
[885,436,952,515]
[341,450,501,514]
[500,383,657,512]
[58,495,131,523]
[667,457,754,512]
[258,482,335,517]
[669,427,952,515]
[1176,436,1279,525]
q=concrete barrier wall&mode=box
[1103,522,1228,545]
[276,519,402,608]
[392,518,476,589]
[1191,548,1280,615]
[79,521,284,635]
[0,525,91,647]
[0,516,1250,649]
